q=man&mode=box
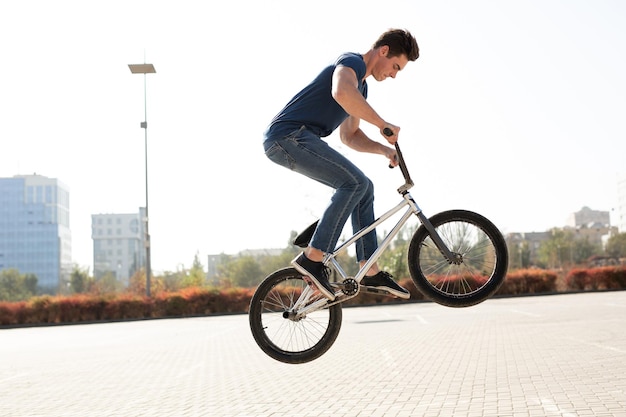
[263,29,419,301]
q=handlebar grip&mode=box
[388,155,398,169]
[384,128,395,168]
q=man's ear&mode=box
[379,45,390,57]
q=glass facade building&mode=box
[0,175,72,293]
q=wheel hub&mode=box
[449,252,464,265]
[282,310,303,321]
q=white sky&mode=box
[1,0,625,272]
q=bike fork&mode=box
[415,211,461,264]
[406,193,460,265]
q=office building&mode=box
[0,174,72,293]
[91,208,146,286]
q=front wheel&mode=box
[408,210,508,307]
[249,268,342,364]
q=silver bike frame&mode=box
[327,192,421,284]
[290,143,458,318]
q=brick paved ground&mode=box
[1,291,625,417]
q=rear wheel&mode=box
[408,210,508,307]
[248,268,342,364]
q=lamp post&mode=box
[128,62,156,297]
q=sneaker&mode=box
[291,254,336,301]
[361,271,410,299]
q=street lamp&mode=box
[128,62,156,297]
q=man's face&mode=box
[372,48,409,81]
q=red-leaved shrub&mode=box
[496,269,557,295]
[566,266,626,291]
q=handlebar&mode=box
[383,128,414,193]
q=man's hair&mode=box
[373,29,419,61]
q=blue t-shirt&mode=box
[264,52,368,141]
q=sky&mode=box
[1,0,625,273]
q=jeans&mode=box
[264,126,377,261]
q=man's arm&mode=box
[339,116,398,165]
[333,65,398,165]
[332,66,387,130]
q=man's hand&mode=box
[381,124,400,144]
[384,146,399,167]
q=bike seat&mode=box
[293,220,319,248]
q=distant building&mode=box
[0,174,72,293]
[617,173,626,233]
[565,206,615,249]
[569,223,618,249]
[91,208,146,286]
[566,206,610,228]
[506,231,551,267]
[206,254,222,284]
[238,248,284,258]
[507,205,618,268]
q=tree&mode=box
[606,233,626,258]
[127,269,164,295]
[572,236,601,264]
[234,256,264,287]
[504,234,532,270]
[538,228,572,269]
[377,225,415,279]
[258,251,294,278]
[160,269,185,293]
[0,269,38,301]
[22,273,38,295]
[220,255,264,287]
[93,272,123,295]
[70,266,92,294]
[182,253,206,288]
[538,228,603,268]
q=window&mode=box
[45,186,53,203]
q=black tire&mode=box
[408,210,508,307]
[248,267,342,364]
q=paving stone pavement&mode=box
[1,291,625,417]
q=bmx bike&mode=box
[249,133,508,364]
